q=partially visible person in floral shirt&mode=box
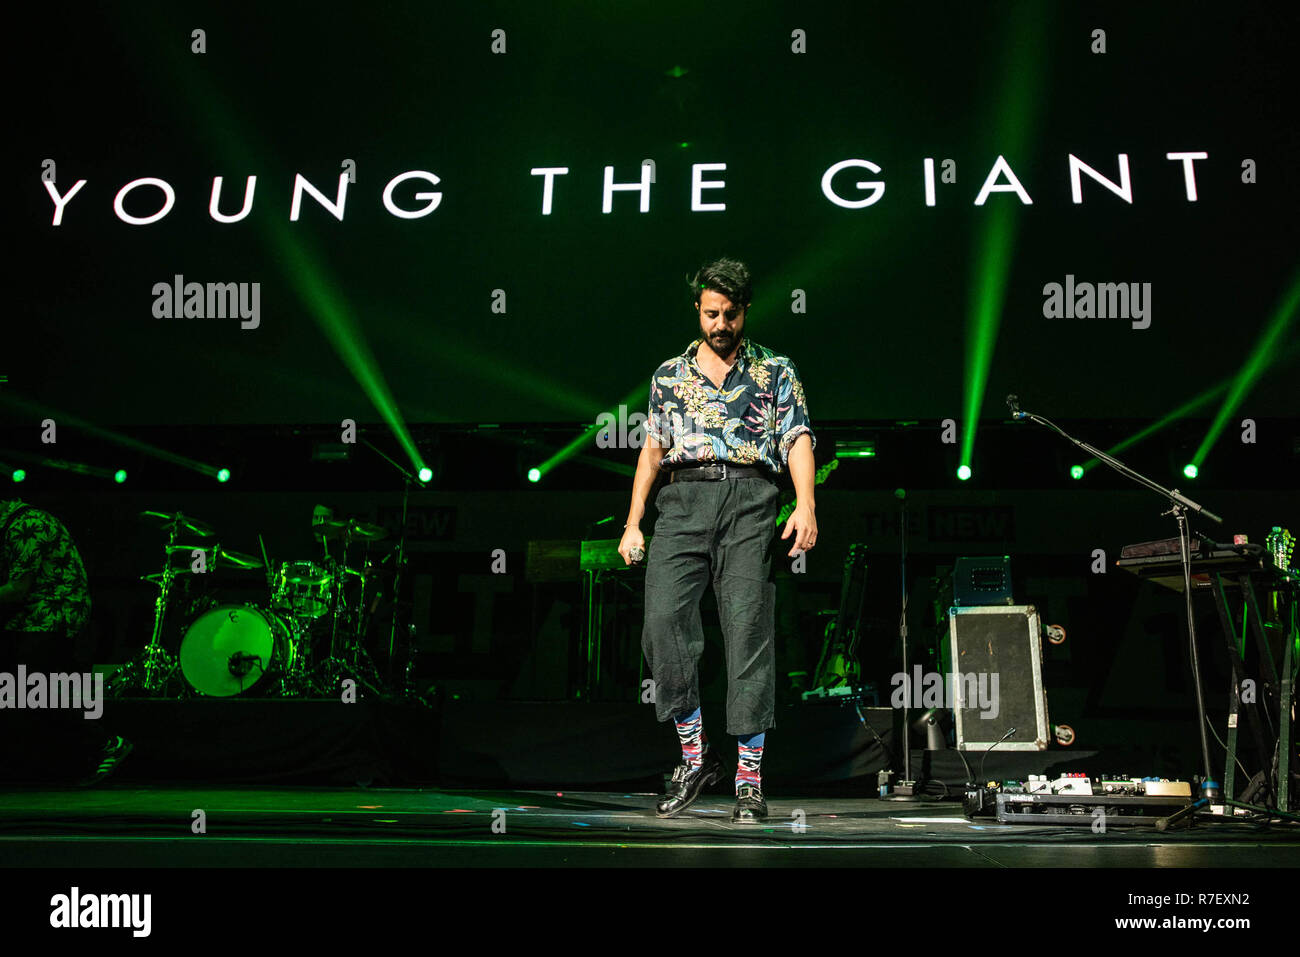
[0,499,91,638]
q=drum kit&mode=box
[110,509,414,699]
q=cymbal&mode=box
[140,510,215,538]
[166,543,211,554]
[313,518,388,542]
[214,545,264,570]
[141,571,196,585]
[161,543,262,569]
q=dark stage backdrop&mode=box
[10,1,1299,426]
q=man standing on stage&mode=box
[618,258,818,823]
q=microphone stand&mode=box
[885,490,923,800]
[1009,400,1224,811]
[361,439,421,694]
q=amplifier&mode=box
[953,555,1014,606]
[948,605,1050,751]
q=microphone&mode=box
[1006,394,1025,419]
[629,545,645,564]
[227,652,261,677]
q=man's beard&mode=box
[702,327,741,358]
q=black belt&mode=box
[669,464,771,483]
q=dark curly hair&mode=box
[687,257,752,309]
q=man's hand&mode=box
[781,503,817,557]
[618,525,646,566]
[618,438,665,566]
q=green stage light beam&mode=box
[42,458,117,480]
[269,224,427,477]
[535,421,610,479]
[393,326,602,420]
[0,397,217,476]
[1079,377,1232,475]
[134,25,430,481]
[535,382,648,479]
[960,11,1048,475]
[962,199,1016,473]
[1192,269,1300,468]
[145,22,596,457]
[574,454,636,479]
[0,450,122,483]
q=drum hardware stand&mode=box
[115,572,180,696]
[258,532,312,696]
[1007,397,1272,823]
[320,534,353,672]
[277,616,315,696]
[362,438,419,692]
[115,526,195,697]
[309,524,389,697]
[400,624,425,699]
[323,531,369,665]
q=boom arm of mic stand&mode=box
[360,439,422,485]
[1018,412,1223,524]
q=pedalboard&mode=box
[962,772,1194,824]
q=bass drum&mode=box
[179,605,295,696]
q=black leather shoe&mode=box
[655,749,726,818]
[732,783,767,823]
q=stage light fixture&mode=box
[957,465,972,481]
[216,468,231,483]
[114,469,128,484]
[1070,465,1084,480]
[835,440,876,458]
[1182,463,1198,479]
[527,468,541,483]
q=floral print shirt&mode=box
[0,499,91,635]
[647,337,815,472]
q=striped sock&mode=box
[673,707,708,770]
[736,732,765,792]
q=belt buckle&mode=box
[718,463,727,481]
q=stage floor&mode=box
[0,786,1296,867]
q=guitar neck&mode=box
[776,458,839,526]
